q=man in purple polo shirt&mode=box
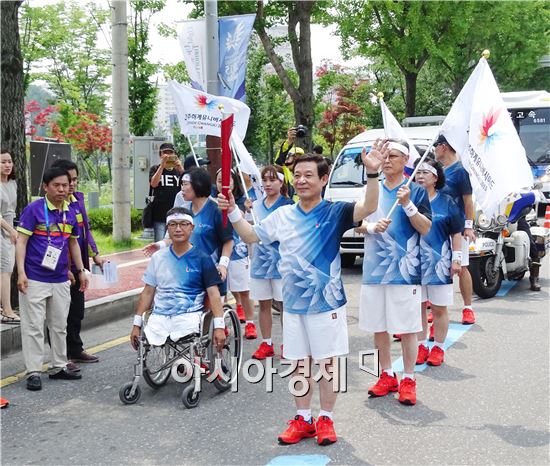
[52,159,104,365]
[16,167,89,391]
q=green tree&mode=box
[19,1,111,115]
[333,0,473,117]
[128,0,166,136]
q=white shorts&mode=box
[249,278,283,301]
[227,258,250,292]
[461,236,470,266]
[421,284,454,306]
[144,312,201,346]
[283,306,349,360]
[359,284,422,334]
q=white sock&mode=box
[402,373,415,380]
[297,409,311,422]
[383,369,394,377]
[464,305,472,310]
[434,341,445,349]
[263,338,272,346]
[418,339,427,347]
[246,320,254,325]
[318,410,333,420]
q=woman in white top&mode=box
[0,150,19,323]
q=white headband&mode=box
[166,213,194,225]
[387,142,409,157]
[418,163,438,176]
[182,174,191,182]
[276,172,284,181]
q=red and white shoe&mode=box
[252,342,274,359]
[427,346,445,366]
[416,344,429,365]
[236,304,245,323]
[398,377,417,405]
[278,416,316,445]
[316,416,337,446]
[244,322,257,340]
[462,308,476,325]
[368,371,398,397]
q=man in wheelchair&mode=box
[130,207,226,352]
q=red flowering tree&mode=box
[25,100,57,138]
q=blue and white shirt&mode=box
[362,181,431,285]
[254,200,355,314]
[250,195,294,280]
[420,192,464,285]
[230,196,249,261]
[439,161,472,212]
[143,246,221,316]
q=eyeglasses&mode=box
[167,222,192,229]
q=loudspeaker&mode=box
[30,141,72,196]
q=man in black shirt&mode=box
[149,143,184,241]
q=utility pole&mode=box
[204,0,221,177]
[111,0,131,241]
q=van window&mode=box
[509,108,550,165]
[329,147,368,187]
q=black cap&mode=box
[434,134,449,147]
[159,142,175,152]
[184,155,211,170]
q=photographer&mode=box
[275,126,307,202]
[149,143,184,241]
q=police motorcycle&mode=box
[468,191,550,298]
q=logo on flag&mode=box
[479,107,502,146]
[194,94,219,111]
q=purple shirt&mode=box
[69,192,99,272]
[17,197,80,283]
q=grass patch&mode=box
[92,230,150,255]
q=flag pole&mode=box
[230,138,258,224]
[186,135,200,167]
[378,92,388,138]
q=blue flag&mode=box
[218,14,256,102]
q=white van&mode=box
[323,125,441,267]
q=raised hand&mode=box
[361,138,388,174]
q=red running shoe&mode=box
[393,334,402,341]
[398,377,417,405]
[278,415,317,444]
[316,416,337,446]
[368,371,398,397]
[462,308,476,325]
[427,346,445,366]
[252,341,275,359]
[416,344,429,365]
[244,322,257,340]
[427,311,433,323]
[236,304,245,323]
[0,397,9,409]
[428,324,435,342]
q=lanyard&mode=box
[43,199,67,245]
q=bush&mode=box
[88,207,143,234]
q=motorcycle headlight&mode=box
[496,214,508,225]
[477,213,492,229]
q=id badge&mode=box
[41,245,62,270]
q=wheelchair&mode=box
[119,305,242,408]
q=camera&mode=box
[295,125,308,138]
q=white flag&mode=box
[231,132,263,200]
[441,58,533,216]
[177,19,207,91]
[168,81,251,140]
[380,99,420,174]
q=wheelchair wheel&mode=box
[181,384,200,409]
[207,308,242,392]
[143,344,172,389]
[119,382,141,405]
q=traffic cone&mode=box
[544,205,550,230]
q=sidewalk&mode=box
[1,248,148,356]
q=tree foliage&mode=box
[128,0,166,136]
[20,1,111,115]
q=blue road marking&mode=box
[392,322,473,373]
[496,279,519,297]
[267,455,331,466]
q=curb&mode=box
[0,287,142,356]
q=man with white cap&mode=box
[129,207,226,352]
[357,139,432,406]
